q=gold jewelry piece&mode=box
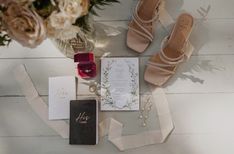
[81,81,101,96]
[89,84,97,93]
[89,81,101,96]
[139,96,152,127]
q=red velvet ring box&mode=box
[74,52,97,79]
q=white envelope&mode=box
[49,76,76,120]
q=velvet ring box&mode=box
[74,52,97,79]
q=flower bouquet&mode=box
[0,0,119,57]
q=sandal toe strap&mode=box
[128,0,161,41]
[134,0,161,24]
[147,61,175,74]
[128,23,153,42]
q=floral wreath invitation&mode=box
[101,58,139,111]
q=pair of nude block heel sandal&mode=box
[127,0,194,86]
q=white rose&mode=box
[59,0,84,20]
[47,0,90,37]
[2,2,46,48]
[49,11,73,30]
[48,0,87,30]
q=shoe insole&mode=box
[151,13,194,71]
[164,13,194,59]
[138,0,161,21]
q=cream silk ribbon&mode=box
[13,65,69,138]
[99,87,174,151]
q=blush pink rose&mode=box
[2,2,46,48]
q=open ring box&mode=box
[74,52,97,79]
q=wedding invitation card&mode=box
[69,100,98,145]
[101,58,139,111]
[48,76,76,120]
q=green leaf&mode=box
[0,4,7,12]
[89,0,120,13]
[89,9,99,16]
[32,0,57,19]
[73,15,91,33]
[0,32,11,46]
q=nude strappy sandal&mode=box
[144,13,194,86]
[127,0,162,53]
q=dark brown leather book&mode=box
[69,99,98,145]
